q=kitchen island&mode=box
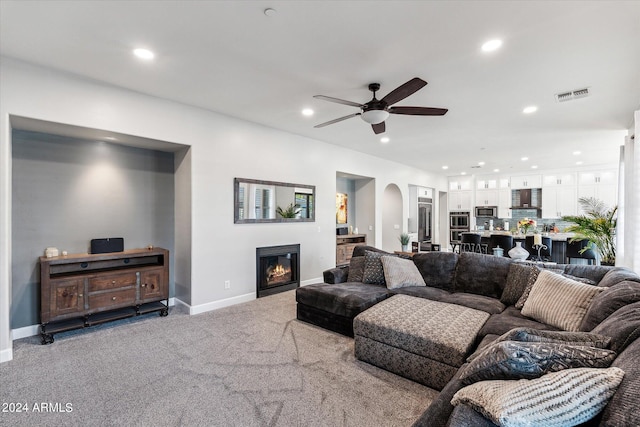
[467,231,576,264]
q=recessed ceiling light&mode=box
[442,166,449,170]
[481,39,503,52]
[531,165,538,169]
[576,161,584,165]
[478,161,485,166]
[521,157,529,161]
[380,137,390,143]
[573,151,581,155]
[523,106,538,114]
[301,108,314,116]
[133,48,154,60]
[493,168,500,172]
[461,172,467,175]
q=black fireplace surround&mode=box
[256,244,300,297]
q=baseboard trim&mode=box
[11,298,178,341]
[185,292,256,315]
[0,347,13,363]
[301,277,322,287]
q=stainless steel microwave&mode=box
[475,206,498,217]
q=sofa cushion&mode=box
[521,270,603,331]
[579,280,640,332]
[598,267,640,288]
[438,292,506,315]
[458,340,616,385]
[453,252,512,298]
[561,264,613,285]
[380,255,426,289]
[592,301,640,354]
[478,306,560,339]
[451,367,625,427]
[412,252,459,292]
[598,337,640,426]
[388,285,451,301]
[501,263,536,306]
[295,282,389,318]
[346,256,365,282]
[362,250,390,286]
[448,404,498,427]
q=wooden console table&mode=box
[39,247,169,344]
[336,234,366,266]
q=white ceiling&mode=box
[2,1,639,175]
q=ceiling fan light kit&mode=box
[314,77,447,134]
[361,110,389,124]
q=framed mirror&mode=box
[234,178,315,223]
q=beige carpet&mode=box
[0,290,436,426]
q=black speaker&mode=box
[336,227,348,236]
[90,238,124,254]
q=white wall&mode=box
[0,57,447,361]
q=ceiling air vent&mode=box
[555,87,590,102]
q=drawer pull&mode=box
[141,283,146,288]
[112,280,116,284]
[112,296,117,301]
[78,294,83,297]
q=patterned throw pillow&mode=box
[451,367,625,427]
[347,256,365,282]
[362,251,390,286]
[522,270,604,332]
[380,256,426,289]
[501,263,536,306]
[495,327,611,349]
[458,340,616,385]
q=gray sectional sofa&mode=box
[295,245,640,427]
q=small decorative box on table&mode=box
[39,247,169,344]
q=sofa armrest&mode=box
[323,266,349,284]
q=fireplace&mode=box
[256,244,300,298]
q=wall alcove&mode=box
[9,116,192,330]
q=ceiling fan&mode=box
[313,77,448,135]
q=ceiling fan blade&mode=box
[388,106,448,116]
[381,77,427,106]
[314,113,360,128]
[372,122,386,134]
[313,95,364,108]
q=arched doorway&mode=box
[382,184,403,252]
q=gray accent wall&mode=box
[11,130,175,329]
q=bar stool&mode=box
[524,236,553,261]
[566,239,597,265]
[488,235,514,257]
[460,233,481,253]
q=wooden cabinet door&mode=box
[140,268,167,301]
[50,278,84,318]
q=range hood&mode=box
[511,189,542,210]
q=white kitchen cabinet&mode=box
[498,188,512,218]
[511,174,542,189]
[476,178,498,190]
[542,186,577,218]
[449,177,473,191]
[449,191,472,211]
[476,189,499,206]
[577,169,618,213]
[543,173,576,187]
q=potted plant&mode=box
[562,197,617,265]
[398,233,410,252]
[276,203,301,219]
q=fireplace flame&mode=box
[267,263,291,284]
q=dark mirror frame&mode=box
[234,178,316,224]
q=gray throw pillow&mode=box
[380,256,426,289]
[362,250,390,286]
[452,367,625,427]
[521,270,603,332]
[458,340,616,385]
[347,256,365,282]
